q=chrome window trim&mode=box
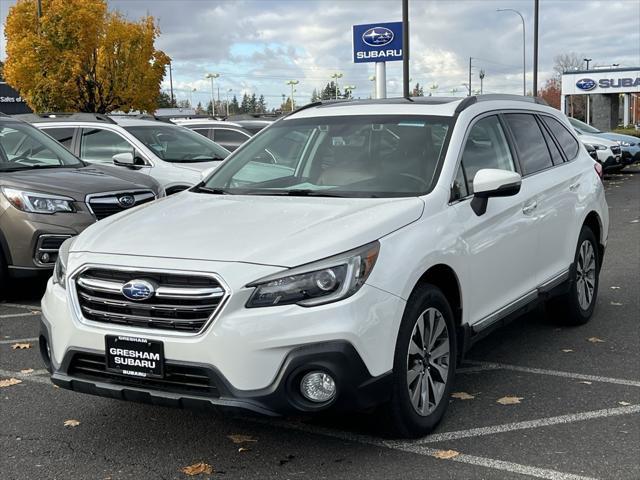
[69,264,232,338]
[84,189,156,219]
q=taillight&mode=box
[594,162,603,180]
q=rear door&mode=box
[451,114,540,325]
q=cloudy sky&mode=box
[1,0,639,108]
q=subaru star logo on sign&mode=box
[576,78,597,91]
[121,279,155,301]
[117,194,136,208]
[353,22,403,64]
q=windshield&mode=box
[201,115,452,198]
[124,124,230,163]
[0,121,84,172]
[568,117,601,134]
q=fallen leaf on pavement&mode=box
[20,368,34,374]
[578,381,592,385]
[587,337,605,343]
[610,302,623,306]
[227,434,257,444]
[497,396,523,405]
[11,343,31,350]
[238,447,250,453]
[432,449,460,459]
[610,286,621,290]
[63,419,80,427]
[561,349,574,353]
[181,462,213,476]
[0,378,22,388]
[618,401,631,406]
[451,391,475,400]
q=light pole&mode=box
[205,73,220,116]
[583,58,592,124]
[369,75,376,99]
[497,8,526,96]
[344,85,356,99]
[286,80,299,111]
[189,88,196,109]
[450,87,458,96]
[429,83,438,97]
[226,88,232,117]
[479,69,485,95]
[331,72,343,99]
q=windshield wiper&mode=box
[192,185,233,195]
[0,164,70,172]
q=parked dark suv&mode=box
[0,115,162,292]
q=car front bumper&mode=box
[40,255,405,414]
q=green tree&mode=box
[320,81,340,100]
[257,94,267,113]
[310,88,320,102]
[240,93,250,113]
[156,91,173,108]
[3,0,170,113]
[230,95,240,115]
[412,83,424,96]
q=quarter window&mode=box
[542,116,580,160]
[80,128,133,163]
[458,115,515,195]
[504,114,553,175]
[43,127,75,150]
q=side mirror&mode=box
[471,168,521,216]
[112,152,135,166]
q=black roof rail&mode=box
[12,112,116,124]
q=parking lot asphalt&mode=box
[1,167,639,480]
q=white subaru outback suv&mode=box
[40,95,608,437]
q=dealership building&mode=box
[561,67,639,130]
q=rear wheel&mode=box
[385,284,456,437]
[548,226,600,325]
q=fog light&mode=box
[300,371,336,403]
[40,252,51,263]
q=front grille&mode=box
[69,353,220,396]
[610,146,621,155]
[87,190,155,220]
[74,268,227,333]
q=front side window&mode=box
[80,128,133,163]
[125,125,230,163]
[458,115,515,195]
[0,122,83,172]
[542,116,580,160]
[202,115,453,198]
[504,114,553,175]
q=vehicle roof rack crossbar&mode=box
[11,112,116,124]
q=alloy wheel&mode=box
[406,307,450,416]
[576,240,596,311]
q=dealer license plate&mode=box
[105,335,164,378]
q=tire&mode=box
[548,226,600,325]
[384,283,457,438]
[0,253,7,300]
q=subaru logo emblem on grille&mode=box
[117,194,136,208]
[121,279,155,301]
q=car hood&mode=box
[0,164,160,201]
[597,132,639,145]
[72,192,425,267]
[578,135,617,148]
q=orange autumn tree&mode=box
[3,0,170,113]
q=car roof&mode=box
[286,94,551,120]
[172,118,243,127]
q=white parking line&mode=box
[0,368,51,384]
[1,303,41,311]
[0,312,40,319]
[410,405,640,444]
[468,360,640,387]
[0,337,39,345]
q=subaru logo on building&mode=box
[362,27,394,47]
[576,78,597,91]
[121,280,155,301]
[117,194,135,208]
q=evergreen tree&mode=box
[156,91,173,108]
[249,93,257,113]
[310,88,319,102]
[206,100,213,116]
[196,101,204,114]
[412,82,424,97]
[257,94,267,113]
[240,93,250,113]
[320,81,341,100]
[230,95,240,115]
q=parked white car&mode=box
[41,95,608,437]
[26,114,230,195]
[171,118,253,152]
[573,130,622,171]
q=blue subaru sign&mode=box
[576,78,597,91]
[353,22,403,63]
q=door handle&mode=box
[522,201,537,215]
[569,182,580,192]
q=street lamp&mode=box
[344,85,356,99]
[205,73,220,116]
[286,80,299,111]
[450,87,458,96]
[369,75,376,99]
[226,88,232,117]
[497,8,526,96]
[479,69,486,95]
[583,58,592,70]
[189,88,197,109]
[331,72,343,99]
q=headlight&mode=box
[246,241,380,308]
[52,237,75,289]
[591,144,607,151]
[1,187,75,214]
[617,140,632,147]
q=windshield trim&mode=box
[203,114,457,199]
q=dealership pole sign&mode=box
[352,21,403,100]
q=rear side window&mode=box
[43,127,75,150]
[80,128,133,163]
[504,114,553,175]
[539,123,564,166]
[541,116,580,160]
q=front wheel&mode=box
[548,226,600,325]
[385,284,457,438]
